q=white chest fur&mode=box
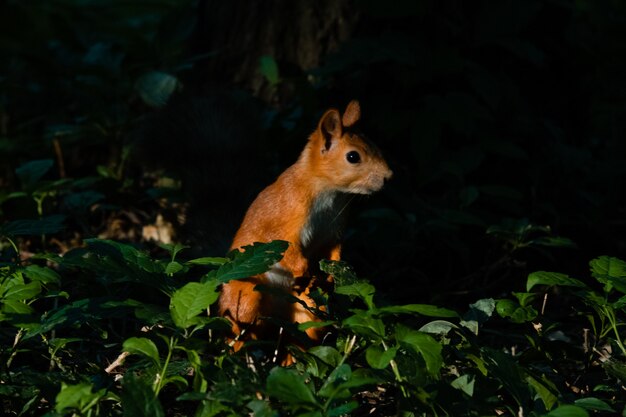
[300,192,348,250]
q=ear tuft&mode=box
[319,109,342,150]
[342,100,361,127]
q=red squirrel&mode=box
[218,100,392,356]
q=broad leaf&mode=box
[342,311,385,340]
[121,372,164,417]
[540,405,589,417]
[3,282,42,301]
[1,215,65,236]
[123,337,160,365]
[266,367,319,408]
[376,304,458,318]
[395,325,443,377]
[574,397,615,412]
[212,241,288,283]
[461,298,495,334]
[589,256,626,293]
[365,345,397,369]
[450,374,475,397]
[527,271,586,292]
[16,159,54,189]
[135,71,180,108]
[170,281,220,329]
[335,282,376,310]
[23,265,61,284]
[55,382,105,413]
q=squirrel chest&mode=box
[299,191,348,262]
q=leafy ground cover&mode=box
[2,210,626,416]
[2,1,626,416]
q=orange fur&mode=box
[218,100,392,361]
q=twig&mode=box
[105,351,130,374]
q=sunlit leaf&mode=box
[211,241,288,283]
[123,337,160,365]
[170,281,220,329]
[527,271,586,292]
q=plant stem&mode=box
[382,340,408,398]
[605,306,626,357]
[154,336,176,396]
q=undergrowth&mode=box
[1,195,626,416]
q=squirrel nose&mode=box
[384,169,393,183]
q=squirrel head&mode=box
[306,100,393,195]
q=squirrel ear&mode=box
[342,100,361,127]
[318,109,342,150]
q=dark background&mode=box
[1,0,626,308]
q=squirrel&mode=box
[218,100,392,359]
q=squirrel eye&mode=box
[346,151,361,164]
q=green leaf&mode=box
[418,320,458,335]
[527,271,587,292]
[266,367,320,408]
[2,299,35,314]
[247,399,278,417]
[193,400,230,417]
[63,190,104,213]
[328,401,359,417]
[528,236,577,248]
[121,372,164,417]
[590,256,626,279]
[527,374,558,411]
[259,55,280,85]
[483,348,532,408]
[159,242,189,259]
[540,405,589,417]
[55,382,105,413]
[186,257,228,266]
[512,291,538,307]
[342,311,386,340]
[335,282,376,309]
[590,256,626,293]
[574,397,615,412]
[395,325,443,377]
[450,374,475,396]
[169,281,220,329]
[317,363,352,399]
[123,337,160,365]
[3,282,42,301]
[308,346,342,367]
[16,159,54,189]
[23,265,61,284]
[135,71,180,108]
[365,345,397,369]
[376,304,458,318]
[319,260,358,284]
[1,215,65,236]
[460,298,495,334]
[213,241,288,283]
[496,299,537,323]
[164,261,183,275]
